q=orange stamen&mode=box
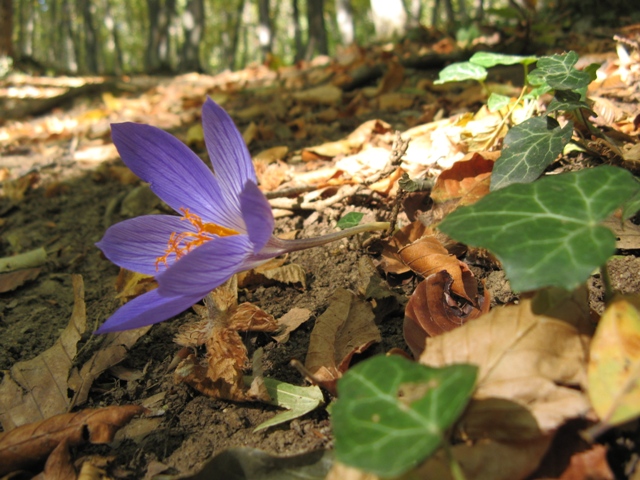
[155,208,238,270]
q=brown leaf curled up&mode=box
[404,271,490,357]
[0,405,145,476]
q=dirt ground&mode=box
[2,37,640,478]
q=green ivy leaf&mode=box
[535,51,591,90]
[487,92,512,112]
[332,355,477,478]
[434,61,487,84]
[470,51,537,68]
[547,89,593,114]
[337,212,365,229]
[491,116,573,190]
[439,166,640,292]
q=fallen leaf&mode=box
[174,280,279,402]
[557,444,614,480]
[0,405,145,476]
[587,296,640,437]
[272,307,313,343]
[430,152,495,205]
[247,376,325,432]
[292,84,342,105]
[68,326,151,408]
[398,234,475,301]
[305,289,381,394]
[114,269,157,303]
[0,267,41,293]
[420,287,593,432]
[404,270,490,357]
[0,275,86,431]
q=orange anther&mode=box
[154,209,239,270]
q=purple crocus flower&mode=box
[96,98,387,333]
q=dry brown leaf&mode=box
[399,235,474,301]
[0,267,41,293]
[377,93,415,112]
[114,269,157,303]
[42,438,76,480]
[68,326,151,408]
[404,270,490,357]
[253,146,289,163]
[381,220,432,274]
[420,288,593,433]
[272,307,313,343]
[557,444,614,480]
[292,84,342,105]
[174,281,278,402]
[0,405,144,476]
[302,119,391,159]
[430,152,495,205]
[0,275,86,431]
[237,261,306,289]
[305,288,381,394]
[3,172,38,201]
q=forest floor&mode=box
[1,23,640,480]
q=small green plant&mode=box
[332,51,640,478]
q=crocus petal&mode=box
[96,215,194,275]
[157,234,254,296]
[111,123,244,231]
[239,180,275,252]
[95,288,204,333]
[202,98,257,199]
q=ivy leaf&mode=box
[434,62,487,84]
[547,90,594,115]
[470,51,537,68]
[487,93,512,112]
[332,355,477,478]
[535,51,591,90]
[491,116,573,190]
[337,212,364,229]
[439,166,640,292]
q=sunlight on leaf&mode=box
[469,51,537,68]
[434,62,487,84]
[487,93,511,112]
[587,297,640,435]
[490,116,573,190]
[332,355,477,478]
[535,51,591,90]
[440,166,639,292]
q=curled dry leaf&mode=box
[404,270,490,357]
[304,288,380,395]
[430,152,495,205]
[174,279,278,402]
[0,405,145,476]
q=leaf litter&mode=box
[2,30,640,479]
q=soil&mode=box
[1,44,640,478]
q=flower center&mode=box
[155,208,238,270]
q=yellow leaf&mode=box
[588,296,640,429]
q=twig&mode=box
[365,131,410,185]
[268,185,360,211]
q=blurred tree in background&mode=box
[3,0,637,76]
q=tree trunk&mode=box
[224,0,246,70]
[335,0,355,45]
[180,0,205,71]
[104,0,124,74]
[305,0,328,60]
[257,0,272,62]
[370,0,407,41]
[145,0,176,73]
[0,0,13,60]
[79,0,100,73]
[62,0,79,73]
[291,0,303,62]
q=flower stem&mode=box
[274,222,390,253]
